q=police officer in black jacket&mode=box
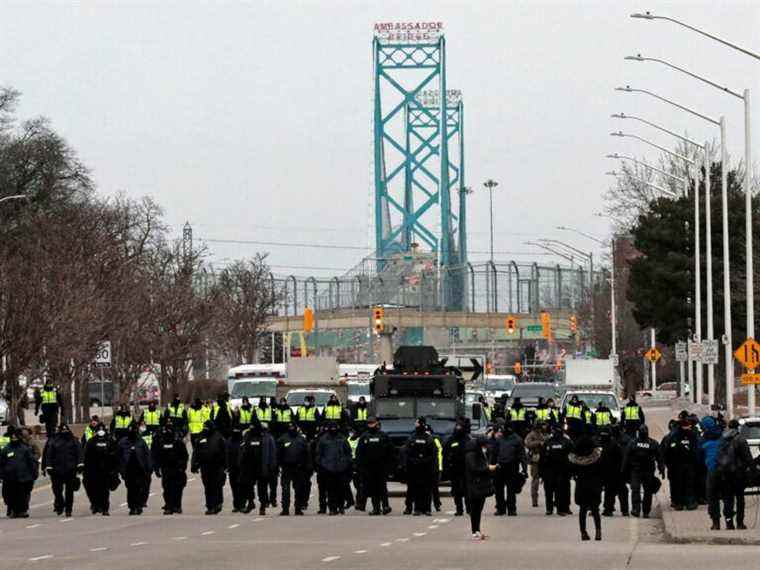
[539,425,572,516]
[0,426,38,518]
[278,422,312,516]
[622,425,663,518]
[661,415,700,511]
[356,416,395,516]
[598,427,624,517]
[83,424,117,516]
[117,422,153,515]
[239,420,278,515]
[490,423,527,516]
[42,424,83,517]
[152,421,188,515]
[191,420,228,515]
[442,417,471,516]
[402,417,437,516]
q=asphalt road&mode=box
[5,407,760,569]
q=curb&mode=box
[658,493,760,545]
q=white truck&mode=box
[561,359,621,421]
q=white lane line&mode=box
[201,531,215,536]
[173,537,188,541]
[29,555,53,561]
[228,524,240,529]
[26,524,41,529]
[89,547,108,552]
[322,556,341,562]
[380,542,392,547]
[253,517,265,522]
[60,518,73,523]
[434,518,451,523]
[354,550,368,554]
[395,538,409,542]
[413,532,427,537]
[445,510,455,515]
[428,525,439,529]
[120,502,128,507]
[130,541,148,546]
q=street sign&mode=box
[689,341,703,362]
[701,339,719,365]
[735,338,760,370]
[675,341,688,362]
[644,347,661,363]
[94,340,111,368]
[740,373,760,385]
[526,325,543,332]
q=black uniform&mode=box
[661,423,699,510]
[622,426,663,517]
[316,427,352,515]
[38,385,62,437]
[539,429,572,515]
[598,429,625,516]
[0,432,38,517]
[152,425,188,514]
[83,429,117,515]
[111,409,133,442]
[42,427,83,516]
[490,428,527,516]
[356,425,394,515]
[191,422,228,514]
[402,426,437,515]
[278,427,312,515]
[442,425,471,516]
[117,430,153,515]
[239,424,278,514]
[226,428,245,512]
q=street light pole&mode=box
[483,180,499,264]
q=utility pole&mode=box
[483,179,499,263]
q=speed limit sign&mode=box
[94,340,112,367]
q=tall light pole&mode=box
[483,180,499,264]
[630,10,759,415]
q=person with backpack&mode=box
[713,419,754,530]
[700,415,724,530]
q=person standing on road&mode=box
[297,396,319,440]
[117,422,152,515]
[622,425,663,518]
[712,419,755,530]
[598,427,624,517]
[38,380,63,437]
[316,422,352,515]
[524,421,548,508]
[507,397,529,438]
[700,415,725,530]
[428,425,443,512]
[226,425,246,513]
[0,426,38,518]
[563,395,585,440]
[490,423,527,516]
[272,397,292,439]
[569,433,604,541]
[239,419,278,515]
[356,416,394,516]
[622,396,644,435]
[402,417,437,516]
[443,418,471,516]
[111,404,133,442]
[211,393,234,438]
[465,436,496,541]
[140,400,162,438]
[539,425,572,516]
[152,420,188,515]
[83,423,117,515]
[42,423,83,517]
[278,422,312,516]
[187,398,206,448]
[662,414,699,511]
[164,394,188,437]
[191,420,228,515]
[352,396,369,434]
[81,416,100,446]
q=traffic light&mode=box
[373,306,385,334]
[505,315,517,335]
[540,311,551,339]
[303,307,314,333]
[514,361,522,375]
[569,314,578,334]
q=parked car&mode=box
[738,417,760,459]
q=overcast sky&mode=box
[2,0,759,276]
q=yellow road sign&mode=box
[741,373,760,385]
[644,348,661,363]
[735,338,760,370]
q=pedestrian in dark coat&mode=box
[226,426,245,513]
[713,419,755,530]
[152,421,189,515]
[191,420,228,515]
[0,426,38,518]
[316,422,352,515]
[465,437,496,540]
[443,418,472,516]
[597,428,623,517]
[42,424,83,517]
[117,423,153,515]
[356,417,395,515]
[239,420,278,515]
[622,425,663,518]
[539,426,572,515]
[83,424,117,515]
[278,423,312,515]
[569,434,603,541]
[402,417,437,516]
[661,415,699,510]
[489,424,527,516]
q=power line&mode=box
[201,238,370,251]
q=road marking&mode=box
[434,518,451,523]
[201,531,215,536]
[60,518,73,523]
[29,555,53,561]
[188,477,196,482]
[120,502,128,507]
[322,556,341,562]
[354,550,368,554]
[26,524,41,529]
[253,517,265,522]
[173,537,188,541]
[428,525,439,529]
[446,510,456,515]
[89,547,108,552]
[380,542,392,547]
[228,524,240,529]
[149,492,156,497]
[413,532,427,537]
[30,500,54,509]
[395,538,409,542]
[130,542,148,547]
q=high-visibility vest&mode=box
[142,434,153,449]
[254,407,272,423]
[83,426,95,442]
[349,437,359,459]
[433,437,443,471]
[143,409,161,426]
[275,409,292,424]
[187,408,205,434]
[201,405,211,422]
[595,410,612,426]
[509,408,526,422]
[565,404,582,420]
[114,415,131,430]
[41,389,58,405]
[584,410,593,424]
[166,403,185,419]
[624,405,640,421]
[535,408,550,421]
[355,408,368,422]
[298,407,317,422]
[0,436,9,449]
[239,407,253,426]
[323,405,343,421]
[211,402,233,420]
[482,405,492,421]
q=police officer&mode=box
[507,397,529,437]
[297,396,319,440]
[238,397,254,430]
[226,425,246,513]
[622,425,663,518]
[402,417,437,516]
[491,423,527,516]
[254,397,273,425]
[316,422,352,515]
[252,399,279,508]
[478,396,493,424]
[192,420,228,515]
[539,425,572,516]
[622,396,645,435]
[545,398,560,426]
[443,417,471,516]
[117,422,152,515]
[211,393,234,437]
[594,401,613,428]
[164,394,188,437]
[662,415,699,511]
[278,422,311,516]
[81,416,100,446]
[83,423,116,515]
[111,404,132,441]
[42,423,83,517]
[140,400,162,437]
[38,381,62,437]
[346,428,361,510]
[241,419,279,515]
[322,394,344,427]
[533,398,552,425]
[353,396,369,433]
[598,427,624,517]
[428,425,443,512]
[152,420,188,515]
[187,398,206,447]
[0,426,38,518]
[272,397,292,438]
[563,395,584,439]
[524,421,549,508]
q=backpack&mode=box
[716,437,737,473]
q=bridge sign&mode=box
[644,348,661,363]
[675,341,687,362]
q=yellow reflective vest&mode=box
[355,407,368,422]
[187,407,205,434]
[298,407,317,422]
[143,409,161,426]
[323,405,343,421]
[254,407,272,423]
[509,407,526,422]
[565,404,582,420]
[41,388,58,405]
[239,407,253,426]
[595,410,612,426]
[624,405,640,421]
[275,408,293,424]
